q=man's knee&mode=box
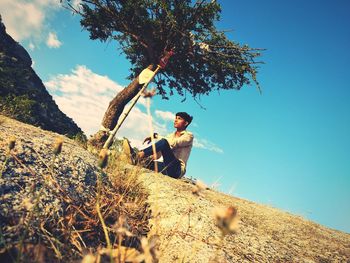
[158,138,170,148]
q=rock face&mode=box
[0,15,83,138]
[137,172,350,262]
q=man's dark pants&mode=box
[142,138,182,179]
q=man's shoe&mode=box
[122,139,136,165]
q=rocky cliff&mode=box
[0,15,84,138]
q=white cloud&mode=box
[44,65,167,148]
[0,0,60,42]
[45,65,122,134]
[155,110,175,122]
[193,138,224,154]
[46,32,62,48]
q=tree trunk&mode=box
[88,65,154,150]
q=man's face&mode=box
[174,115,188,129]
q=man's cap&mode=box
[176,112,193,125]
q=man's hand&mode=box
[143,133,158,144]
[143,136,152,144]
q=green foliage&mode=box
[65,0,263,99]
[109,137,125,152]
[72,131,88,148]
[0,56,31,95]
[0,94,36,122]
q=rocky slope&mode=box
[1,115,349,263]
[0,15,83,138]
[139,171,350,262]
[0,115,99,261]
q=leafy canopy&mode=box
[65,0,263,99]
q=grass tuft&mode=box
[0,135,152,262]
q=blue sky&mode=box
[0,0,349,233]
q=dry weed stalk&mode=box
[96,149,112,257]
[144,90,158,173]
[8,135,16,151]
[214,206,239,236]
[15,137,70,261]
[98,149,109,169]
[52,137,63,155]
[210,206,240,261]
[50,137,63,178]
[138,90,159,217]
[16,183,50,262]
[210,176,222,190]
[81,252,96,263]
[89,150,152,262]
[96,174,112,249]
[0,135,16,177]
[192,180,208,196]
[134,236,159,263]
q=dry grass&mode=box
[0,134,152,262]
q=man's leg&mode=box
[147,161,165,173]
[142,139,175,162]
[141,139,181,178]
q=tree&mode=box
[64,0,263,148]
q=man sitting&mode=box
[125,112,194,179]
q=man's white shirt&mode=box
[165,130,194,176]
